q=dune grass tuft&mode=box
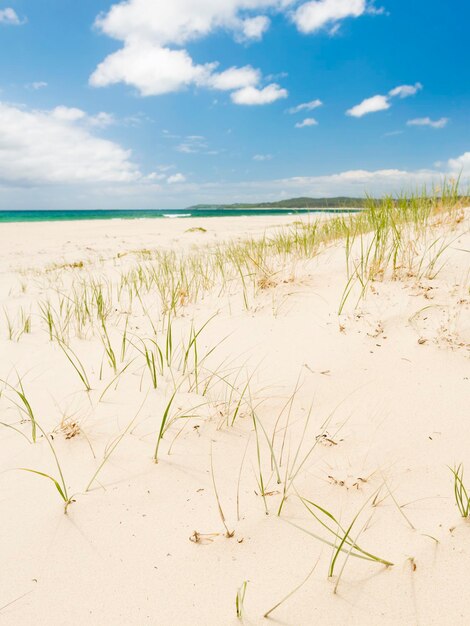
[450,464,470,518]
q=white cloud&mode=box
[90,1,381,102]
[90,43,216,96]
[167,173,186,184]
[295,117,318,127]
[389,82,422,98]
[208,66,260,91]
[0,101,139,185]
[51,106,87,122]
[292,0,367,34]
[93,0,289,46]
[89,40,286,103]
[447,151,470,175]
[238,15,271,41]
[88,112,116,128]
[288,98,322,114]
[231,83,288,105]
[90,1,294,103]
[135,150,470,206]
[346,94,390,117]
[0,8,23,25]
[146,172,167,182]
[253,154,273,161]
[347,82,423,117]
[193,153,469,200]
[50,106,115,128]
[407,116,449,129]
[2,146,469,209]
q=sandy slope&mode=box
[0,211,469,625]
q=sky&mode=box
[0,0,469,209]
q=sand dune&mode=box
[0,205,469,625]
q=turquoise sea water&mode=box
[0,208,360,223]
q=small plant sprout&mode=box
[235,581,248,620]
[19,421,74,513]
[450,464,470,518]
[154,388,178,463]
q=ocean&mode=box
[0,208,361,223]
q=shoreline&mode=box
[0,207,361,224]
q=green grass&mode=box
[1,376,37,443]
[291,494,394,582]
[211,445,234,538]
[56,338,92,392]
[1,187,467,550]
[235,581,248,620]
[19,421,73,513]
[450,464,470,518]
[263,558,319,618]
[154,388,178,463]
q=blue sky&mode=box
[0,0,468,208]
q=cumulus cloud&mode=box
[167,173,186,184]
[0,101,139,185]
[90,1,295,103]
[447,151,470,174]
[208,66,260,91]
[346,94,390,117]
[231,83,287,105]
[51,106,87,122]
[90,43,216,96]
[90,1,384,103]
[49,106,116,128]
[347,82,423,117]
[295,117,318,127]
[292,0,367,34]
[407,116,449,129]
[267,152,469,195]
[288,98,322,114]
[0,7,23,25]
[93,0,287,46]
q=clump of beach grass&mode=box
[290,492,393,592]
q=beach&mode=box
[0,204,469,625]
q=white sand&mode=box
[0,211,469,625]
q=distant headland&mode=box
[187,196,367,210]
